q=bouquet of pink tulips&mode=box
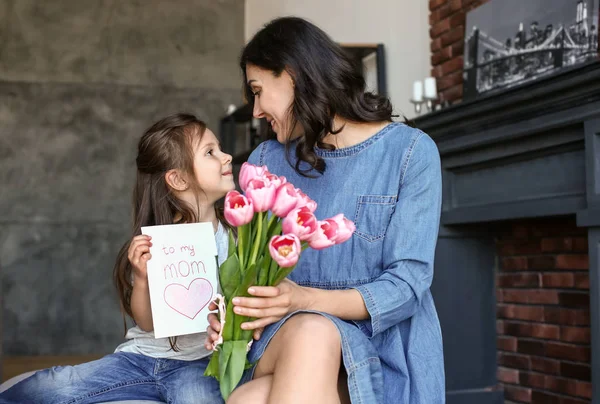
[204,162,355,399]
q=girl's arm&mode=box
[128,235,155,332]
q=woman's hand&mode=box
[232,279,309,331]
[128,235,152,282]
[204,301,264,350]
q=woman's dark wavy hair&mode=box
[240,17,394,177]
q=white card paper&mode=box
[141,222,218,339]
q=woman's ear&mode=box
[164,169,189,192]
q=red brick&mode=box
[496,289,504,303]
[497,336,517,351]
[497,304,544,321]
[499,241,542,256]
[504,385,531,403]
[498,367,519,384]
[545,342,590,362]
[430,18,451,38]
[556,254,589,270]
[437,69,462,91]
[441,25,465,47]
[541,237,574,252]
[506,322,559,340]
[429,0,446,11]
[497,273,540,288]
[517,339,546,356]
[574,273,589,289]
[530,390,560,404]
[430,37,442,53]
[560,362,591,381]
[560,326,590,343]
[431,47,453,66]
[498,352,531,370]
[530,357,560,375]
[497,319,505,334]
[561,398,590,404]
[429,4,452,25]
[541,273,574,288]
[519,371,545,389]
[528,256,556,270]
[449,0,462,12]
[503,289,558,304]
[512,224,530,239]
[501,257,529,271]
[449,11,466,27]
[573,237,588,252]
[439,56,464,75]
[440,84,463,104]
[544,308,590,326]
[558,292,590,309]
[544,377,592,399]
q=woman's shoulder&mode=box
[381,122,438,154]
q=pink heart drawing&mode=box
[163,278,214,320]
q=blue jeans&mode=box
[0,352,223,404]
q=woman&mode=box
[206,17,445,404]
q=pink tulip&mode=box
[329,214,356,243]
[282,206,318,241]
[245,177,277,212]
[308,219,339,250]
[239,162,268,192]
[271,183,301,218]
[265,173,286,189]
[223,191,254,226]
[295,190,317,212]
[269,234,301,267]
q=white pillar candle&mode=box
[412,80,423,102]
[424,77,438,99]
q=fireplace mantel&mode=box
[413,60,600,404]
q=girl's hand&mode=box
[204,301,263,350]
[232,279,307,331]
[128,235,152,281]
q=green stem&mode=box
[249,211,263,266]
[238,224,246,270]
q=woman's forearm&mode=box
[131,277,154,332]
[302,286,370,321]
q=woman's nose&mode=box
[253,101,265,119]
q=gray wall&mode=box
[0,0,244,355]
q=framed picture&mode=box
[341,44,387,96]
[463,0,599,100]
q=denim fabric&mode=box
[0,353,222,404]
[245,122,445,404]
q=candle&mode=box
[424,77,437,99]
[412,80,423,102]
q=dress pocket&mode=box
[353,195,397,242]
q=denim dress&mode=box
[244,122,445,403]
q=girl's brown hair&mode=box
[113,113,224,350]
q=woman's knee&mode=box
[280,313,341,350]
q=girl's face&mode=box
[246,64,303,143]
[191,129,235,202]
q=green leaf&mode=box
[223,297,236,341]
[204,351,221,379]
[219,254,240,299]
[218,340,250,400]
[227,228,236,258]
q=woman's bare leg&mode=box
[227,313,347,404]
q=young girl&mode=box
[0,113,233,404]
[206,17,445,404]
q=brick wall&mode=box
[496,217,591,403]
